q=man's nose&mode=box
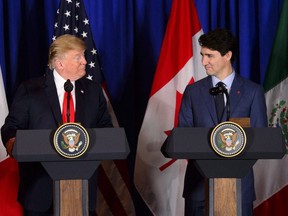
[82,57,87,65]
[201,56,207,65]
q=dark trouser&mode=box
[24,209,96,216]
[184,199,253,216]
[185,200,205,216]
[24,209,52,216]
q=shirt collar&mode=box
[212,71,235,91]
[53,70,75,91]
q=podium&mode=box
[162,126,285,215]
[14,127,130,216]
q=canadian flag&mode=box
[134,0,206,215]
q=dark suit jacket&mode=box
[1,71,112,212]
[178,74,267,203]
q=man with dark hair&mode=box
[1,34,113,216]
[178,28,267,216]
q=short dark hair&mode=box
[198,28,237,62]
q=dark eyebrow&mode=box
[200,52,213,57]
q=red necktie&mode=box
[62,91,75,123]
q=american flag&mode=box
[53,0,102,83]
[52,0,135,215]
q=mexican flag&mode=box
[253,0,288,215]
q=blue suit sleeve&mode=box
[178,86,194,127]
[250,85,267,128]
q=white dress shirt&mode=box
[53,70,76,112]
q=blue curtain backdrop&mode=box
[0,0,284,214]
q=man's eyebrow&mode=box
[200,52,213,56]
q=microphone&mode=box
[210,83,230,121]
[64,79,73,93]
[209,84,226,96]
[64,79,73,122]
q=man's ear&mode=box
[225,51,232,61]
[54,59,64,70]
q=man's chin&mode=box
[79,71,86,77]
[71,72,86,81]
[206,69,216,75]
[206,71,213,76]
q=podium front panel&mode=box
[14,128,130,162]
[163,127,285,160]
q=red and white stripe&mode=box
[96,89,135,216]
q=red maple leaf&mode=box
[160,77,194,171]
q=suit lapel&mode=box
[201,76,219,125]
[44,71,62,125]
[45,73,88,125]
[75,79,86,123]
[227,74,244,117]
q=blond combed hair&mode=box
[48,34,86,69]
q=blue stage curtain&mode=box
[0,0,284,214]
[195,0,284,83]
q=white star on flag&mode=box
[81,31,87,38]
[64,10,71,17]
[89,62,95,68]
[83,18,89,25]
[91,49,97,55]
[63,24,69,31]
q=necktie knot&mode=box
[216,81,226,91]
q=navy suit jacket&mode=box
[1,71,112,212]
[178,74,267,202]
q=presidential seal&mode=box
[53,123,89,159]
[210,121,246,157]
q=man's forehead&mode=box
[200,47,219,55]
[68,49,85,53]
[66,49,85,54]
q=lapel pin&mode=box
[81,90,84,94]
[237,90,240,95]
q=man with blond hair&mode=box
[1,34,112,216]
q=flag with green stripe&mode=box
[253,0,288,214]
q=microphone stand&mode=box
[223,89,230,121]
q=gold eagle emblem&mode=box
[62,132,82,152]
[220,131,239,151]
